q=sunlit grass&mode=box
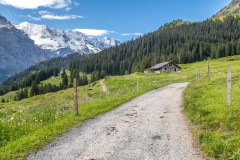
[1,55,240,159]
[0,70,189,159]
[183,56,240,159]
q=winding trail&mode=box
[27,82,205,160]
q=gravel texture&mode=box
[27,82,204,160]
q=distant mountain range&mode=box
[0,14,119,83]
[16,22,120,56]
[0,0,239,84]
[0,14,49,83]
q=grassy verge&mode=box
[0,72,189,159]
[183,56,240,159]
[2,55,240,159]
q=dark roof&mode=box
[149,61,181,70]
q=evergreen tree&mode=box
[35,74,40,84]
[54,67,58,77]
[90,73,95,83]
[61,68,66,78]
[24,88,28,98]
[30,81,39,97]
[82,74,88,85]
[62,74,68,87]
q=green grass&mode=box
[41,70,71,85]
[0,71,189,159]
[1,55,240,159]
[183,56,240,159]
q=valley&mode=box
[0,0,240,159]
[1,55,240,159]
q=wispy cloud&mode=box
[0,0,72,9]
[65,7,72,11]
[21,11,84,21]
[73,1,79,6]
[73,29,115,36]
[20,15,41,21]
[39,11,83,20]
[121,33,143,36]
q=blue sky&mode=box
[0,0,231,42]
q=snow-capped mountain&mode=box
[0,14,49,83]
[16,22,120,56]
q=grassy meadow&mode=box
[1,55,240,159]
[0,70,190,159]
[183,56,240,159]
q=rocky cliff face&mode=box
[16,22,120,56]
[0,14,49,83]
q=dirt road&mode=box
[27,83,204,160]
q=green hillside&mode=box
[1,55,240,159]
[183,56,240,159]
[214,0,240,17]
[0,70,190,159]
[69,15,240,76]
[1,1,240,158]
[2,14,240,90]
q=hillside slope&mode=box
[214,0,240,17]
[69,15,240,75]
[182,55,240,159]
[0,14,49,83]
[1,53,85,86]
[1,55,240,159]
[26,83,204,160]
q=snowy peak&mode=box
[16,22,48,33]
[16,22,120,56]
[102,37,119,47]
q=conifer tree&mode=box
[30,81,39,97]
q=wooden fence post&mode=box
[150,73,152,87]
[208,61,210,81]
[227,65,232,105]
[196,71,200,80]
[137,79,139,91]
[74,78,78,115]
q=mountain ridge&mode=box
[0,14,49,83]
[214,0,240,17]
[16,22,120,56]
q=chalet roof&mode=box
[150,62,170,69]
[149,61,181,70]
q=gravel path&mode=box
[100,79,108,93]
[27,82,204,160]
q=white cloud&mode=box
[41,14,83,20]
[0,0,72,9]
[65,7,72,11]
[39,11,52,15]
[20,11,83,21]
[121,33,143,36]
[38,10,83,20]
[20,15,41,21]
[73,1,79,6]
[73,29,115,36]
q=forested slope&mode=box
[69,16,240,75]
